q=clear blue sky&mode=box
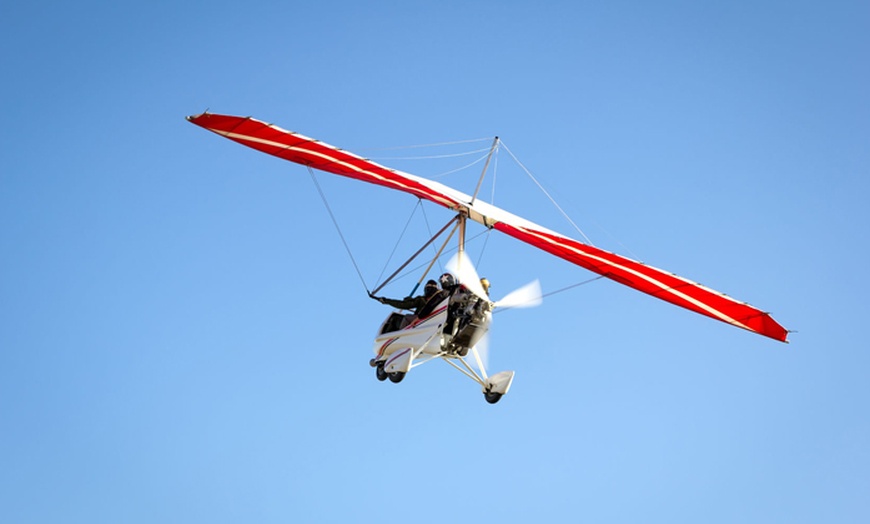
[2,1,868,522]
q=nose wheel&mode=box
[484,391,503,404]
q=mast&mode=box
[470,137,499,206]
[462,136,497,258]
[458,212,467,254]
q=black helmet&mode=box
[439,273,456,289]
[424,279,439,297]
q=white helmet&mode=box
[439,273,456,289]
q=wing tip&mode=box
[186,109,212,122]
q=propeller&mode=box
[494,279,542,309]
[470,332,490,371]
[444,252,543,372]
[445,251,489,300]
[445,251,543,309]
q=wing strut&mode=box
[370,215,460,296]
[307,167,370,292]
[470,137,499,205]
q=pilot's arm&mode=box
[371,295,426,311]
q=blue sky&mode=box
[2,1,868,522]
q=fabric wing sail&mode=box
[187,112,788,342]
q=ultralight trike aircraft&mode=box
[188,112,789,404]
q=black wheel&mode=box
[484,391,502,404]
[375,362,388,381]
[388,371,405,383]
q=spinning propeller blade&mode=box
[445,251,489,300]
[446,251,543,309]
[494,279,543,309]
[470,332,490,371]
[474,280,540,371]
[444,251,539,372]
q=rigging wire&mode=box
[306,136,603,302]
[500,141,595,246]
[493,276,605,314]
[419,203,444,276]
[497,141,642,262]
[429,150,493,179]
[307,167,370,293]
[380,228,491,286]
[368,147,492,161]
[540,275,606,299]
[374,199,422,288]
[355,137,492,152]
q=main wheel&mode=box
[375,362,388,381]
[388,371,406,384]
[484,391,503,404]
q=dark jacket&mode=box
[382,289,449,319]
[414,290,449,319]
[381,295,429,313]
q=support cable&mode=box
[382,228,491,286]
[539,275,606,299]
[369,217,459,296]
[357,137,492,153]
[307,167,370,293]
[500,141,594,245]
[369,147,492,161]
[493,275,605,314]
[419,203,444,275]
[429,151,493,179]
[375,199,422,286]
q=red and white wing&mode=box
[490,221,789,342]
[188,113,788,342]
[187,112,466,210]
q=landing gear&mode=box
[373,359,405,383]
[375,362,388,381]
[484,391,503,404]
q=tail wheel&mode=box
[375,362,388,381]
[484,391,503,404]
[388,372,406,384]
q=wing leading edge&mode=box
[187,112,788,342]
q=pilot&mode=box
[439,272,458,291]
[370,279,440,316]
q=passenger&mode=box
[479,277,490,296]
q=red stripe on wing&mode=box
[494,222,788,342]
[187,113,462,210]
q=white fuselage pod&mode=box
[373,292,493,368]
[373,303,449,361]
